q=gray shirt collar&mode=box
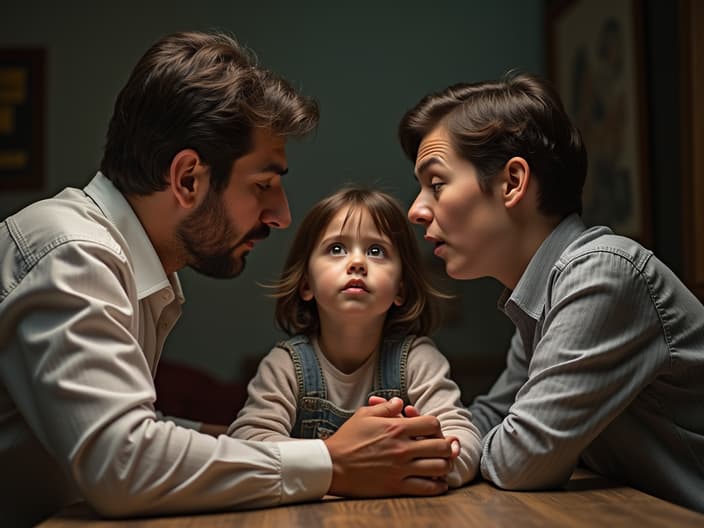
[499,213,587,322]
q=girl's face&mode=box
[301,206,404,327]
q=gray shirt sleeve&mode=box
[468,330,529,437]
[471,250,667,490]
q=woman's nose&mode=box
[408,194,432,225]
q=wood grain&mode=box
[38,470,704,528]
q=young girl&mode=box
[228,186,480,487]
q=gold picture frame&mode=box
[547,0,650,245]
[0,48,45,191]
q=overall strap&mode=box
[372,334,414,403]
[276,334,327,400]
[277,334,327,438]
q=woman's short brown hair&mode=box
[272,186,447,338]
[398,72,587,218]
[101,31,319,195]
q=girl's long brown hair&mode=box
[269,186,448,338]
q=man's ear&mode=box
[168,149,209,209]
[501,156,530,209]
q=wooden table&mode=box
[38,471,704,528]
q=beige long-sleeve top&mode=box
[228,336,481,487]
[0,173,331,527]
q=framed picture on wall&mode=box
[547,0,650,245]
[681,0,704,300]
[0,48,45,191]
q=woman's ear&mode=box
[169,149,209,209]
[501,156,530,209]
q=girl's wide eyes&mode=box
[367,245,386,258]
[325,243,386,257]
[328,243,347,256]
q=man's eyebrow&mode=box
[415,157,443,177]
[260,163,288,176]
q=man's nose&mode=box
[261,184,292,229]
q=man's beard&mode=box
[176,190,270,279]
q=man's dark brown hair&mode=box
[101,31,319,195]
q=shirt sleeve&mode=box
[227,346,300,441]
[478,250,668,490]
[406,337,481,487]
[0,241,331,517]
[468,329,529,437]
[155,410,202,431]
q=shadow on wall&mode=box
[155,361,249,425]
[155,352,506,423]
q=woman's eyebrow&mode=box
[415,157,444,179]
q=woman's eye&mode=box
[367,245,386,258]
[256,181,271,191]
[329,243,346,256]
[431,181,444,194]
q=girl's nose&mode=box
[347,252,367,274]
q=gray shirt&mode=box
[469,214,704,512]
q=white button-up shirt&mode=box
[0,173,331,526]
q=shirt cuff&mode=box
[277,439,332,504]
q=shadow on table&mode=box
[563,475,623,492]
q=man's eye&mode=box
[367,245,386,258]
[431,181,444,194]
[328,243,346,256]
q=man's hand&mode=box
[368,395,461,457]
[324,397,455,498]
[368,395,420,418]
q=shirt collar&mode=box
[499,213,586,320]
[84,172,184,302]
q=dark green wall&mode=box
[2,1,688,405]
[645,0,683,275]
[1,1,541,400]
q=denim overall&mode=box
[278,334,415,440]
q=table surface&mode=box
[38,470,704,528]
